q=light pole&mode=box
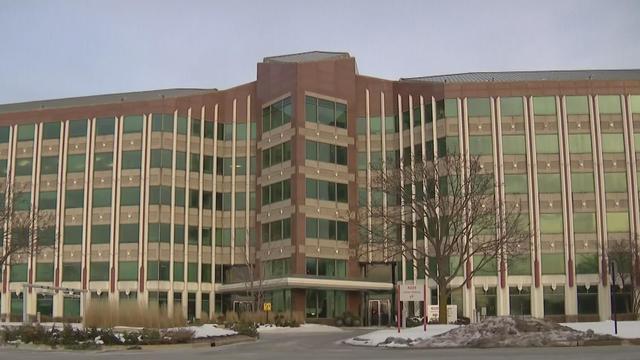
[610,260,618,335]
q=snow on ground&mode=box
[563,321,640,339]
[166,324,237,338]
[259,323,343,333]
[345,318,640,348]
[343,324,457,347]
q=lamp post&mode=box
[610,260,618,335]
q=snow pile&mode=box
[167,324,237,339]
[344,324,457,347]
[563,320,640,339]
[417,317,618,348]
[259,323,343,333]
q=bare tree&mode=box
[241,246,264,313]
[608,236,640,318]
[357,154,529,323]
[1,183,55,268]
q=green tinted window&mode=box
[538,174,561,193]
[120,186,140,206]
[95,117,115,135]
[504,174,528,194]
[606,212,629,232]
[40,156,59,175]
[502,135,526,155]
[598,95,621,114]
[68,120,87,138]
[42,122,61,139]
[0,126,10,143]
[573,213,596,233]
[604,172,627,192]
[305,96,317,123]
[39,191,57,210]
[94,152,113,172]
[17,124,35,141]
[533,97,556,115]
[601,134,624,152]
[92,188,111,208]
[123,115,143,133]
[64,225,83,244]
[65,189,84,208]
[118,261,138,281]
[568,134,592,153]
[631,95,640,113]
[150,149,172,168]
[173,261,184,280]
[566,96,589,115]
[370,117,382,134]
[318,99,335,126]
[509,253,531,275]
[15,158,33,176]
[177,117,188,135]
[501,97,523,117]
[467,98,490,117]
[571,173,595,193]
[0,159,5,177]
[63,262,82,281]
[536,134,559,154]
[121,151,141,169]
[468,135,493,155]
[187,262,198,282]
[91,224,110,244]
[119,223,139,243]
[90,262,110,281]
[10,263,28,282]
[540,213,563,234]
[335,102,347,129]
[541,253,565,275]
[36,263,54,282]
[67,154,85,173]
[444,99,458,118]
[575,253,598,274]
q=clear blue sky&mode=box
[1,0,639,104]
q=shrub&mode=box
[231,321,258,338]
[84,300,185,328]
[161,329,194,344]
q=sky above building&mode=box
[1,0,639,104]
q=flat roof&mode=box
[402,69,640,83]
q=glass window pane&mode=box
[566,96,589,115]
[504,174,528,193]
[571,172,595,193]
[40,156,59,175]
[68,120,87,138]
[599,95,621,114]
[123,115,143,133]
[65,189,84,208]
[92,224,111,244]
[601,134,624,153]
[94,152,113,172]
[64,225,83,244]
[501,97,523,117]
[536,134,559,154]
[573,213,596,233]
[122,151,142,169]
[468,135,493,155]
[67,154,85,173]
[92,188,112,208]
[606,212,629,232]
[42,122,61,139]
[533,97,556,115]
[538,174,561,193]
[119,223,139,243]
[502,135,526,155]
[15,158,33,176]
[18,124,35,141]
[95,117,115,136]
[120,186,140,206]
[305,96,317,123]
[568,134,592,153]
[604,172,627,192]
[540,213,563,234]
[541,254,565,275]
[318,99,335,126]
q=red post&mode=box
[423,282,427,332]
[397,284,401,333]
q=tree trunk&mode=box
[438,285,449,324]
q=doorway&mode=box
[368,299,390,326]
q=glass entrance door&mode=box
[368,299,391,326]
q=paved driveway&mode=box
[1,328,639,360]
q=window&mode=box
[121,151,141,169]
[601,134,624,153]
[467,98,490,117]
[604,172,627,193]
[91,188,111,208]
[15,158,33,176]
[176,151,186,170]
[150,149,172,168]
[500,97,523,117]
[568,134,592,153]
[67,154,85,173]
[537,173,561,193]
[68,120,87,138]
[536,134,559,154]
[62,262,82,281]
[509,253,531,275]
[95,117,115,136]
[468,136,492,155]
[174,224,185,244]
[263,258,290,279]
[149,223,171,243]
[187,263,198,282]
[175,187,185,207]
[475,287,497,316]
[90,262,110,281]
[577,285,598,315]
[123,115,143,133]
[540,213,563,234]
[0,126,8,143]
[10,263,28,282]
[533,97,556,115]
[305,178,348,203]
[576,253,598,274]
[36,263,54,282]
[151,113,174,132]
[149,185,171,205]
[306,140,347,165]
[204,155,214,174]
[305,217,348,241]
[261,179,291,205]
[40,156,59,175]
[42,122,61,139]
[502,135,526,155]
[543,286,565,315]
[94,152,113,172]
[566,96,589,115]
[509,287,531,316]
[571,172,594,193]
[607,212,629,232]
[504,174,528,194]
[599,95,621,114]
[63,225,83,245]
[541,253,565,275]
[263,97,292,132]
[119,223,139,243]
[17,124,35,141]
[120,186,140,206]
[39,191,57,210]
[147,261,170,281]
[305,289,346,319]
[261,217,291,243]
[92,224,110,244]
[305,258,347,278]
[118,261,138,281]
[305,96,347,129]
[262,141,292,169]
[573,213,596,233]
[174,261,184,280]
[65,189,84,208]
[215,228,231,247]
